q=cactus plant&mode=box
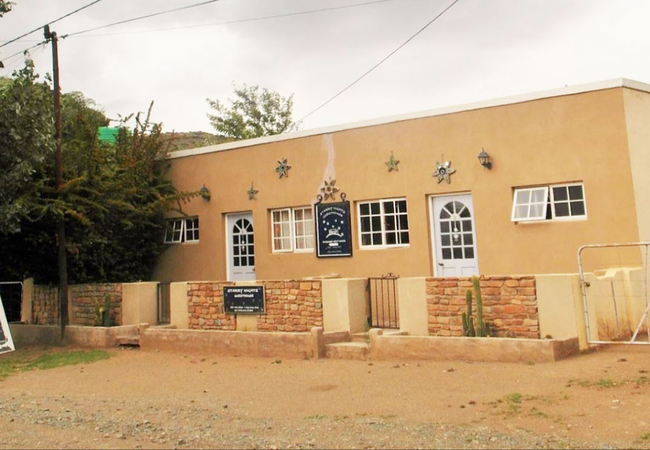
[461,277,490,338]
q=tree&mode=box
[0,75,196,283]
[0,61,55,234]
[0,1,13,17]
[206,83,297,141]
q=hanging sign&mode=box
[316,201,353,258]
[0,295,15,355]
[223,286,265,314]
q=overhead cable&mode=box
[62,0,221,38]
[297,0,461,124]
[0,0,103,48]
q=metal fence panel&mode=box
[367,274,399,329]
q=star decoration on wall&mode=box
[433,160,456,184]
[321,179,340,200]
[247,183,259,200]
[275,158,291,179]
[385,152,400,172]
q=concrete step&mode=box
[116,335,140,347]
[325,342,370,360]
[350,333,370,343]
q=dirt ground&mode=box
[1,345,650,449]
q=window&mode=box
[164,217,199,243]
[511,183,586,222]
[358,198,409,248]
[271,207,314,252]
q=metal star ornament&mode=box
[321,179,340,201]
[275,158,291,179]
[433,160,456,184]
[247,183,259,200]
[386,152,400,172]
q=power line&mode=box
[67,0,400,38]
[62,0,221,38]
[1,41,48,64]
[0,0,103,49]
[297,0,461,124]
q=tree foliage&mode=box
[0,66,196,283]
[0,61,54,234]
[0,1,13,17]
[206,83,297,141]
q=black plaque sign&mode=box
[316,201,353,258]
[223,286,265,314]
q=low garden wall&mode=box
[30,283,123,326]
[188,280,323,332]
[427,276,539,339]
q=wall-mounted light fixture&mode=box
[478,148,492,170]
[199,184,211,201]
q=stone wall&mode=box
[427,276,539,339]
[69,284,123,326]
[188,280,324,332]
[32,285,59,325]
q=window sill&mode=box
[513,216,587,225]
[359,244,410,251]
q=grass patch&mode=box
[507,393,523,404]
[304,414,326,420]
[0,348,110,380]
[640,432,650,441]
[597,378,615,388]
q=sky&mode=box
[1,0,649,134]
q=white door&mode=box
[226,213,256,281]
[431,194,479,277]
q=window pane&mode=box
[372,233,383,245]
[295,222,304,237]
[555,203,570,217]
[272,211,281,222]
[248,256,255,266]
[396,200,407,213]
[568,185,584,200]
[385,215,395,231]
[361,217,370,232]
[553,186,568,202]
[370,203,380,214]
[464,247,474,259]
[371,216,381,231]
[462,220,472,232]
[529,203,544,218]
[442,248,452,260]
[294,209,303,221]
[514,205,528,219]
[384,201,395,213]
[515,189,530,205]
[440,222,450,233]
[249,234,254,244]
[281,210,290,221]
[453,247,463,259]
[282,223,291,237]
[400,232,409,244]
[386,232,397,245]
[463,233,473,245]
[441,235,450,246]
[440,209,450,219]
[234,257,240,267]
[460,207,470,218]
[362,234,371,246]
[360,203,369,215]
[570,201,585,216]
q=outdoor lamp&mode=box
[199,184,211,201]
[478,148,492,170]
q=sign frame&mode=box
[0,294,15,355]
[223,285,265,315]
[315,201,353,258]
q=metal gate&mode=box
[0,282,23,323]
[367,273,399,329]
[157,282,171,325]
[578,242,650,345]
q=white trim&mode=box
[510,187,549,222]
[357,197,410,250]
[270,206,315,253]
[225,212,255,282]
[549,182,588,220]
[167,78,649,161]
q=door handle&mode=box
[437,263,444,267]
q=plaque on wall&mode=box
[0,295,15,355]
[223,286,265,314]
[315,201,353,258]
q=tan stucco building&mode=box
[153,78,650,283]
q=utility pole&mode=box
[44,25,68,340]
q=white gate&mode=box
[578,242,650,345]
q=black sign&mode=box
[223,286,265,315]
[316,201,353,258]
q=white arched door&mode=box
[226,213,256,281]
[431,194,479,277]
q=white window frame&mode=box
[164,217,199,244]
[549,183,588,220]
[510,187,549,222]
[270,206,315,253]
[511,182,587,223]
[292,206,315,253]
[357,198,410,250]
